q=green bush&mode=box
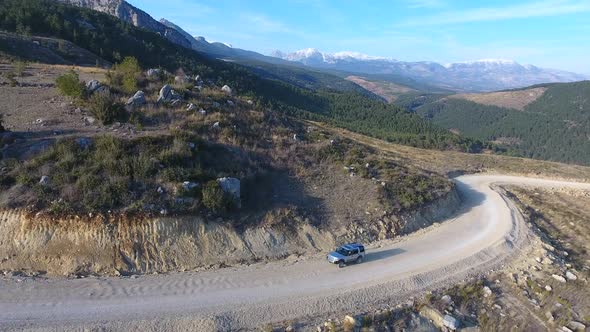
[87,91,124,124]
[107,56,142,94]
[55,70,84,98]
[13,60,26,76]
[201,180,228,213]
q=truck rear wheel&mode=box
[356,256,363,264]
[338,261,345,268]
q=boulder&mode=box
[552,274,567,283]
[483,286,492,297]
[217,177,240,208]
[157,84,181,104]
[194,75,202,84]
[221,85,232,95]
[85,80,101,94]
[567,321,586,331]
[441,295,452,304]
[199,109,207,116]
[146,68,161,78]
[39,176,50,186]
[419,306,444,328]
[212,122,220,129]
[565,271,577,281]
[442,315,460,330]
[86,80,108,95]
[84,116,96,125]
[126,90,146,107]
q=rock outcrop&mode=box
[126,90,146,107]
[217,177,240,208]
[56,0,191,49]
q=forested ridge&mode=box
[403,82,590,165]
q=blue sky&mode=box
[127,0,590,74]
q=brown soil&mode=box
[450,87,547,111]
[346,76,416,102]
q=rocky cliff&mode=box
[56,0,191,49]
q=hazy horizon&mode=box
[128,0,590,75]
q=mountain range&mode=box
[53,0,587,93]
[271,48,587,92]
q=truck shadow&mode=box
[365,248,406,262]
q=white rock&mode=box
[483,286,492,297]
[212,122,220,129]
[84,116,96,125]
[545,285,552,291]
[441,294,452,304]
[39,176,50,185]
[568,321,586,331]
[552,274,567,283]
[186,103,197,111]
[159,209,168,216]
[126,90,146,107]
[221,85,232,95]
[565,271,577,281]
[199,109,207,115]
[442,314,460,330]
[217,177,240,208]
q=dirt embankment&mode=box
[0,187,461,277]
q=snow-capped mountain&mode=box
[272,49,587,91]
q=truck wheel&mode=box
[338,261,345,268]
[356,256,363,264]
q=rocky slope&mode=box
[56,0,191,48]
[0,188,460,276]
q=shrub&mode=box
[55,70,84,98]
[13,60,26,76]
[4,72,17,87]
[0,114,5,132]
[201,180,228,213]
[87,91,124,124]
[107,56,142,94]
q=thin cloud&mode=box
[399,0,590,26]
[406,0,446,8]
[241,13,307,37]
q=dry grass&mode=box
[345,76,416,102]
[449,87,547,111]
[308,120,590,182]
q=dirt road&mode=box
[1,175,589,331]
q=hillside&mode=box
[397,82,590,165]
[345,76,416,102]
[0,0,474,151]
